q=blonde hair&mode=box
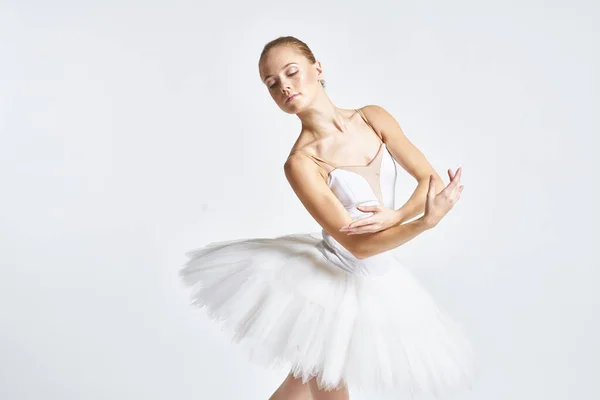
[259,36,326,88]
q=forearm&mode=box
[353,216,432,259]
[395,172,444,224]
[350,171,444,259]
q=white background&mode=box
[1,0,598,399]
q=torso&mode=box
[289,107,384,178]
[286,107,398,274]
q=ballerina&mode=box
[180,36,473,400]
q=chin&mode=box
[280,98,307,114]
[279,102,300,114]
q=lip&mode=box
[286,93,299,103]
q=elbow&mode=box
[348,241,371,260]
[335,236,370,260]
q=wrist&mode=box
[417,215,436,230]
[394,209,406,226]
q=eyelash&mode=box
[269,71,298,89]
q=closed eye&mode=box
[268,71,298,89]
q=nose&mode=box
[279,79,292,96]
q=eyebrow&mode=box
[262,62,298,82]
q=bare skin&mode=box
[259,44,463,399]
[268,373,312,400]
[268,372,350,400]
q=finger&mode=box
[452,167,462,182]
[454,169,464,191]
[344,218,377,230]
[450,170,463,195]
[451,185,464,203]
[342,214,377,230]
[447,169,460,194]
[347,224,378,235]
[427,175,436,201]
[446,168,462,193]
[356,205,380,212]
[453,186,464,203]
[340,222,363,231]
[448,168,455,181]
[439,176,455,197]
[348,230,373,235]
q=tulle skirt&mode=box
[179,232,474,397]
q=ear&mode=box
[314,60,324,80]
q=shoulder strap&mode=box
[356,108,382,141]
[288,150,336,174]
[287,108,379,171]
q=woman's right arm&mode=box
[285,154,456,259]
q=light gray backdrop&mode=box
[1,1,598,399]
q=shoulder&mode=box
[284,151,325,184]
[358,104,393,123]
[357,104,401,141]
[284,151,307,175]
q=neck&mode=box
[295,93,352,140]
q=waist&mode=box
[316,232,393,276]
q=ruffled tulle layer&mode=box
[180,232,474,396]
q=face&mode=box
[259,46,323,114]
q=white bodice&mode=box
[290,109,401,276]
[317,143,399,276]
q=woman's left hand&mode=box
[339,205,404,235]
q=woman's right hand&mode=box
[423,168,464,228]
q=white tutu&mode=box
[180,232,475,397]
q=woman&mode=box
[180,36,473,400]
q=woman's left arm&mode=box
[369,104,445,223]
[341,105,445,235]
